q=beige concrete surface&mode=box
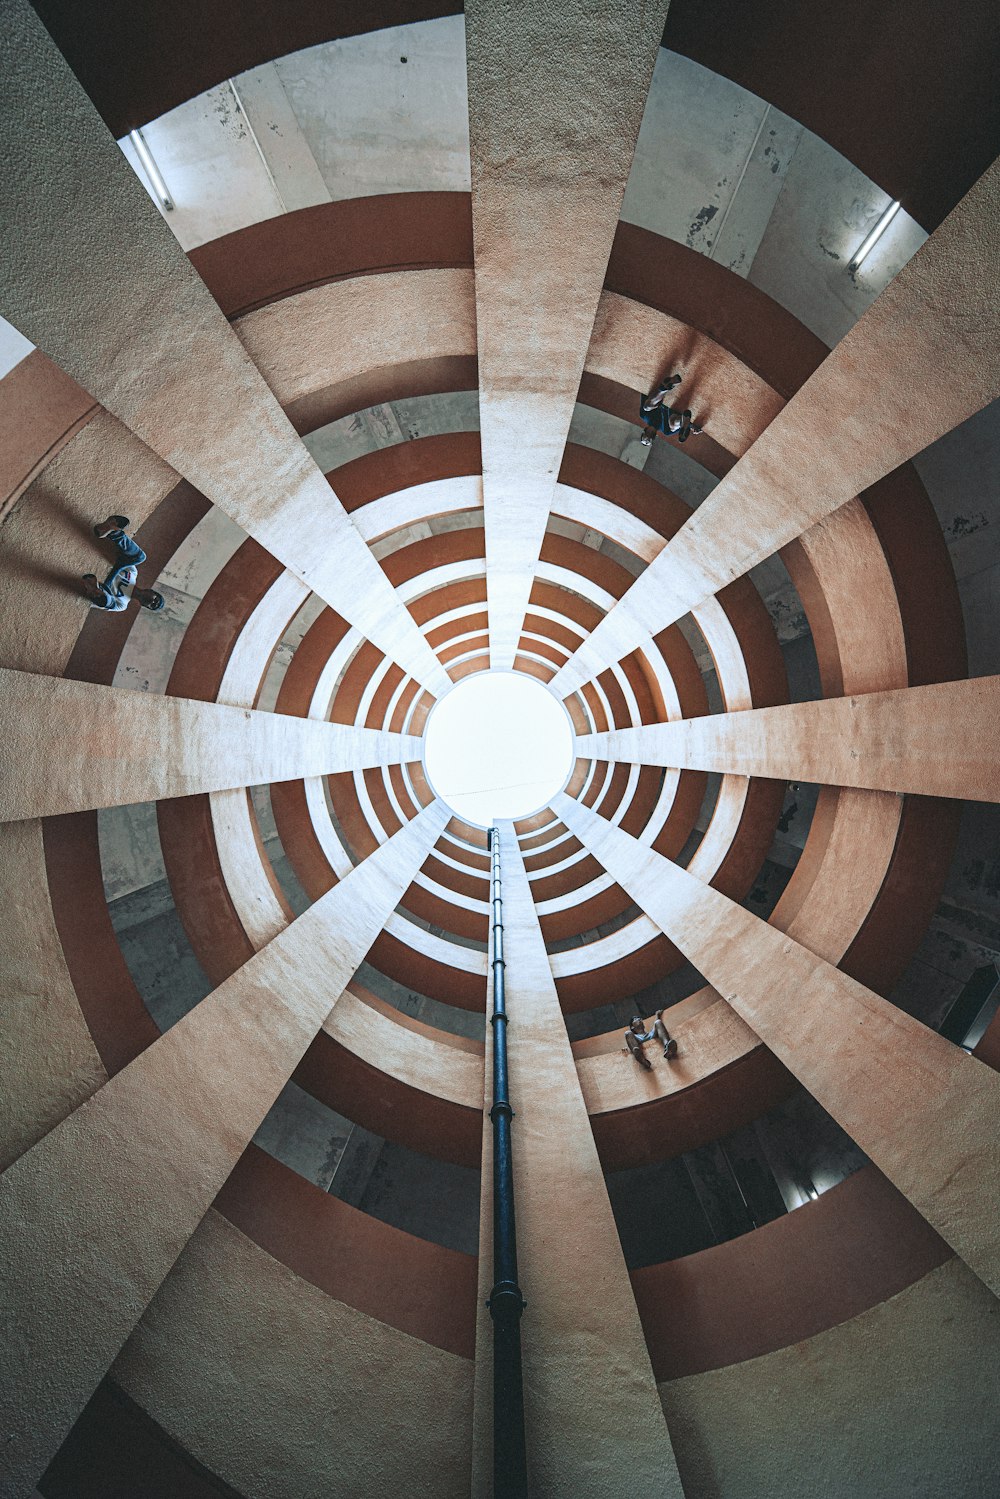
[209,786,293,950]
[0,668,422,821]
[471,825,683,1497]
[0,0,448,695]
[575,986,762,1120]
[0,410,180,681]
[685,774,751,885]
[790,495,908,696]
[113,1209,475,1499]
[575,786,902,1123]
[234,267,474,419]
[663,1257,1000,1499]
[214,569,312,709]
[555,793,1000,1297]
[465,0,669,665]
[580,674,1000,802]
[0,800,449,1491]
[585,294,785,455]
[323,990,483,1113]
[0,820,106,1172]
[552,153,1000,695]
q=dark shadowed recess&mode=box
[40,1380,242,1499]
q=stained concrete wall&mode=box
[105,25,922,350]
[662,1257,1000,1499]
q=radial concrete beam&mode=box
[0,0,449,696]
[0,668,423,822]
[551,154,1000,696]
[464,0,670,667]
[0,798,449,1493]
[471,825,683,1497]
[578,674,1000,804]
[555,793,1000,1299]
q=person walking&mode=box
[81,566,164,612]
[92,515,147,587]
[639,372,703,446]
[83,515,164,612]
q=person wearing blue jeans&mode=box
[625,1011,679,1068]
[82,515,164,612]
[93,514,147,587]
[639,372,703,446]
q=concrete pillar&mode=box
[464,0,669,666]
[551,153,1000,696]
[0,0,449,696]
[0,667,423,821]
[555,792,1000,1299]
[0,819,107,1170]
[472,824,683,1497]
[0,799,449,1492]
[578,674,1000,802]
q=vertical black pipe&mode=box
[487,826,527,1498]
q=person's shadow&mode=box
[2,493,117,598]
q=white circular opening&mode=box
[423,671,575,827]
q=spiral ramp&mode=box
[1,3,999,1495]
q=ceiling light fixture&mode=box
[849,198,900,272]
[129,128,174,212]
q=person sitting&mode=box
[625,1011,680,1067]
[653,1010,679,1059]
[638,372,703,446]
[82,566,164,613]
[625,1016,655,1069]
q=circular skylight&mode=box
[423,671,575,827]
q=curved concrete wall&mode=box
[0,8,997,1495]
[661,1257,1000,1499]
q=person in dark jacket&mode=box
[639,372,703,446]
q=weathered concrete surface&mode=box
[465,0,669,666]
[0,820,107,1171]
[634,1165,953,1379]
[209,786,293,950]
[471,826,683,1497]
[0,350,95,519]
[579,674,1000,802]
[0,0,448,695]
[663,1257,1000,1499]
[104,24,919,344]
[0,668,423,821]
[0,412,181,683]
[552,153,1000,695]
[323,989,483,1117]
[574,785,906,1160]
[0,800,448,1492]
[555,793,1000,1297]
[112,1208,474,1499]
[234,267,475,425]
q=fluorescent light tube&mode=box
[129,128,174,212]
[849,199,900,271]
